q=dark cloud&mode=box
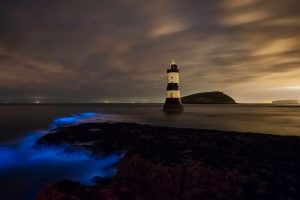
[0,0,300,103]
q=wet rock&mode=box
[37,122,300,200]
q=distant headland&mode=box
[272,100,299,105]
[181,91,236,104]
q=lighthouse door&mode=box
[170,93,173,98]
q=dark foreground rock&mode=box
[181,91,236,104]
[37,123,300,200]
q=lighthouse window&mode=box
[171,76,173,79]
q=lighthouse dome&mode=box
[170,59,176,65]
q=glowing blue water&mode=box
[0,112,122,200]
[52,112,97,128]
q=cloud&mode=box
[150,22,189,38]
[0,0,300,102]
[253,38,298,56]
[0,50,74,83]
[223,0,260,9]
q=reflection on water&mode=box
[0,113,122,200]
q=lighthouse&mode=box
[163,60,184,112]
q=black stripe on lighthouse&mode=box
[165,98,182,104]
[167,83,179,90]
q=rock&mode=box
[37,122,300,200]
[181,91,236,104]
[37,180,125,200]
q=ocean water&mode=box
[0,103,300,199]
[1,104,300,141]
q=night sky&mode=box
[1,0,300,103]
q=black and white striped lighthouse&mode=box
[163,60,184,112]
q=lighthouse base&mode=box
[163,98,184,113]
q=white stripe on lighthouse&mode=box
[167,90,181,98]
[167,72,179,83]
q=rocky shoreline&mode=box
[36,122,300,200]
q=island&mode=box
[37,122,299,200]
[181,91,236,104]
[272,100,299,105]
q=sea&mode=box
[0,103,300,199]
[1,103,300,141]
